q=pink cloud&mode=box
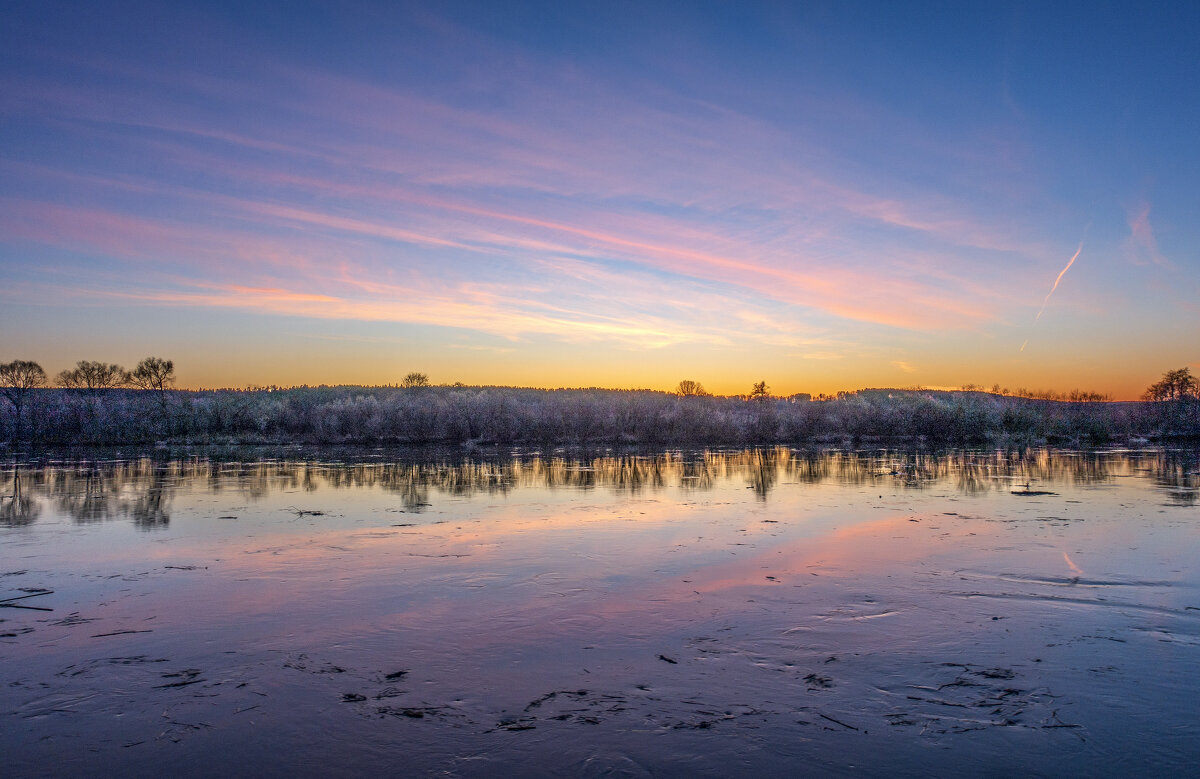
[2,54,1064,341]
[2,177,1004,336]
[181,289,717,347]
[1124,200,1168,267]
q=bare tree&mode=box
[130,357,175,393]
[58,361,129,396]
[130,358,175,420]
[0,360,47,438]
[676,379,708,397]
[750,380,770,401]
[1144,368,1199,401]
[401,372,430,388]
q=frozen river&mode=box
[3,447,1198,776]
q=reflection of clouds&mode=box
[677,515,946,598]
[5,449,1196,528]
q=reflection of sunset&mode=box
[5,447,1200,777]
[8,449,1193,656]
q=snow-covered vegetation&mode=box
[1,383,1197,447]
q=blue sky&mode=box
[1,1,1196,395]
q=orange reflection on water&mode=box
[5,447,1200,779]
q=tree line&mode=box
[1,361,1197,446]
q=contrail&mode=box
[1034,242,1083,321]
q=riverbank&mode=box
[2,386,1198,448]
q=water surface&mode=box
[3,448,1199,776]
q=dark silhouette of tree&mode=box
[676,379,708,397]
[1144,368,1199,401]
[57,361,129,396]
[0,360,47,438]
[401,372,430,388]
[750,380,770,401]
[130,358,175,429]
[130,357,175,394]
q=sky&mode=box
[1,0,1197,397]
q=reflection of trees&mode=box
[1,464,40,526]
[1147,450,1198,505]
[746,449,778,500]
[56,467,118,523]
[131,468,171,527]
[397,470,430,512]
[952,456,993,494]
[26,459,176,529]
[6,448,1200,516]
[679,456,715,492]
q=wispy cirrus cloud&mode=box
[0,8,1104,389]
[52,280,733,349]
[57,72,991,252]
[3,183,1008,334]
[1124,200,1168,267]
